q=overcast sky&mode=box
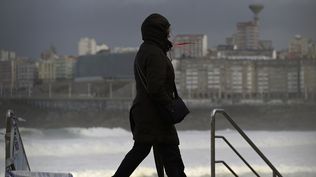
[0,0,315,58]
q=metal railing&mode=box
[210,109,283,177]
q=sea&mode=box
[1,128,316,177]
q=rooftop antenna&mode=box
[249,4,264,25]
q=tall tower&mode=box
[235,4,264,50]
[249,4,264,25]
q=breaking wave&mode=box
[1,128,316,177]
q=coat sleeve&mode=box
[146,53,173,106]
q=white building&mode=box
[288,35,311,59]
[38,60,56,81]
[96,44,110,53]
[78,38,111,56]
[16,60,36,89]
[0,60,16,90]
[78,37,97,56]
[111,47,138,54]
[38,56,77,81]
[217,49,276,60]
[55,57,77,80]
[172,34,208,59]
[236,21,259,50]
[0,50,16,61]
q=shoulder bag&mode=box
[135,59,190,124]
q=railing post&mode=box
[210,109,218,177]
[5,110,13,170]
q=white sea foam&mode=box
[1,128,316,177]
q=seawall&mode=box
[1,98,315,131]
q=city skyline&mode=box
[0,0,315,58]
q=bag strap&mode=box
[135,59,178,98]
[173,81,179,98]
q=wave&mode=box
[6,127,131,138]
[1,165,315,177]
[1,128,316,177]
[1,128,316,157]
[69,164,316,177]
[1,168,316,177]
[64,127,130,138]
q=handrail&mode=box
[210,109,283,177]
[215,136,260,177]
[215,161,238,177]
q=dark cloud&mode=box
[0,0,315,58]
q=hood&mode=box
[141,13,173,52]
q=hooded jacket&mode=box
[130,13,179,144]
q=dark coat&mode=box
[130,14,179,145]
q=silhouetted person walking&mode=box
[112,13,187,177]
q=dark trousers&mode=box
[113,142,187,177]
